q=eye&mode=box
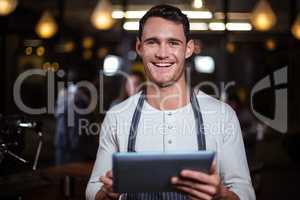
[145,40,156,45]
[169,41,180,46]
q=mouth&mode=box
[151,62,174,68]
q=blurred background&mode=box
[0,0,299,199]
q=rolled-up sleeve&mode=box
[86,112,118,200]
[219,106,256,200]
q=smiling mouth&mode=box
[151,62,174,68]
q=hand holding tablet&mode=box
[112,151,215,193]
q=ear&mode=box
[185,39,195,59]
[136,37,142,57]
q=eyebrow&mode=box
[168,38,184,44]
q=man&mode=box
[86,4,255,200]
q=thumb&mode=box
[210,159,217,174]
[106,170,113,178]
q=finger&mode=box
[101,187,119,199]
[107,192,120,199]
[188,195,199,200]
[172,177,217,196]
[106,170,113,179]
[180,170,219,186]
[175,186,212,200]
[100,176,113,186]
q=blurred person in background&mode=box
[54,67,98,165]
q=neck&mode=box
[146,78,189,110]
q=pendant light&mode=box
[251,0,277,31]
[0,0,17,16]
[91,0,114,30]
[291,14,300,40]
[35,11,58,39]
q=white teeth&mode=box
[153,63,172,67]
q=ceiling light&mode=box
[0,0,17,16]
[91,0,114,30]
[35,11,58,39]
[251,0,277,31]
[190,23,208,31]
[125,11,146,19]
[123,21,139,30]
[291,14,300,40]
[226,22,252,31]
[112,10,124,19]
[183,11,212,19]
[208,22,225,31]
[192,0,203,9]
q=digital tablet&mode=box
[112,151,215,193]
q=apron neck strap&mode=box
[127,89,206,152]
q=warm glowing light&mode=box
[192,0,203,9]
[226,42,236,54]
[82,37,94,49]
[64,41,75,53]
[91,0,114,30]
[0,0,17,16]
[42,62,51,70]
[251,0,276,31]
[265,38,276,50]
[97,47,108,58]
[35,11,58,39]
[36,46,45,56]
[291,15,300,40]
[52,62,60,71]
[25,47,32,56]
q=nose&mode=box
[155,43,169,59]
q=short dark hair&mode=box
[138,4,190,42]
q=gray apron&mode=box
[126,90,206,200]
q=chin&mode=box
[154,80,176,88]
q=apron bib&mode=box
[126,90,206,200]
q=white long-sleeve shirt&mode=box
[86,91,256,200]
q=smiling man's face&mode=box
[136,17,194,88]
